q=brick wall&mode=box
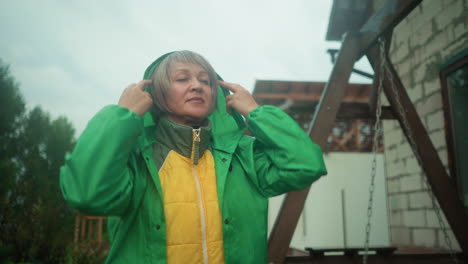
[381,0,468,251]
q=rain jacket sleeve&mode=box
[60,105,143,216]
[245,105,327,197]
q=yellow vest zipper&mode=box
[193,128,201,165]
[192,128,208,264]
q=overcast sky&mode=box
[1,0,373,136]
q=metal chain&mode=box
[381,38,460,263]
[362,38,385,264]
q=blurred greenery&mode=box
[0,60,104,263]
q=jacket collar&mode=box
[139,87,245,154]
[154,116,212,161]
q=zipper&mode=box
[191,128,208,263]
[193,164,209,264]
[192,128,201,165]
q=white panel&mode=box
[268,153,390,251]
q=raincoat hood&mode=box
[141,52,246,154]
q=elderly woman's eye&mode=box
[201,80,210,85]
[176,78,188,82]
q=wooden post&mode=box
[267,0,428,262]
[87,217,93,240]
[267,32,362,263]
[98,218,103,243]
[74,213,80,252]
[80,215,86,241]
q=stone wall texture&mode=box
[380,0,467,251]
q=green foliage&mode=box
[0,60,92,263]
[0,61,25,207]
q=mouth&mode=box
[186,97,205,103]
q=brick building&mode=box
[327,0,467,252]
[382,0,467,250]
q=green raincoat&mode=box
[60,53,327,263]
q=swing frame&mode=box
[267,0,468,263]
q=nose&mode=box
[190,78,203,93]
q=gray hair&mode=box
[150,50,218,115]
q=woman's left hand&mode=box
[218,80,259,117]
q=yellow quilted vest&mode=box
[153,117,225,264]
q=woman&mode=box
[60,50,327,264]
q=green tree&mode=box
[0,60,25,209]
[0,60,78,263]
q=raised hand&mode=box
[118,80,153,116]
[218,80,259,117]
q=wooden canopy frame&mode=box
[252,81,387,153]
[74,213,108,254]
[267,0,468,263]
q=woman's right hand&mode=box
[118,80,153,116]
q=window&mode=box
[440,50,468,208]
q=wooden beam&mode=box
[87,219,93,239]
[286,102,394,119]
[268,1,424,262]
[80,215,86,240]
[368,31,393,112]
[337,103,394,119]
[253,93,369,103]
[367,37,468,261]
[98,218,103,243]
[358,0,423,58]
[284,253,465,264]
[74,213,80,252]
[331,0,423,116]
[267,32,362,263]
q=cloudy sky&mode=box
[1,0,372,136]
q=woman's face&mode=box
[166,62,214,126]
